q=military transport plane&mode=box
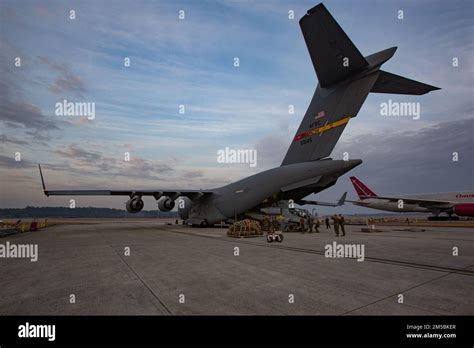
[349,177,474,220]
[38,3,439,226]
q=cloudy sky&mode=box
[1,0,472,214]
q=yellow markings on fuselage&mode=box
[293,117,351,142]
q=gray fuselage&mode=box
[180,159,361,224]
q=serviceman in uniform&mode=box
[307,215,313,233]
[314,216,320,233]
[339,214,346,236]
[262,215,270,232]
[331,215,340,237]
[325,217,331,230]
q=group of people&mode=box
[297,214,347,236]
[324,214,346,237]
[261,212,347,236]
[299,215,320,233]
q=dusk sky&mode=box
[1,0,472,214]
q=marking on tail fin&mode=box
[319,121,328,137]
[350,177,368,198]
[350,176,377,198]
[314,110,325,120]
[293,117,350,142]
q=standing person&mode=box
[307,215,314,233]
[339,214,346,236]
[325,217,331,230]
[262,215,270,232]
[331,215,340,237]
[300,216,306,233]
[314,216,320,233]
[280,217,289,232]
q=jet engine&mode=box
[126,196,144,213]
[158,196,175,212]
[453,203,474,217]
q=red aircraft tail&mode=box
[350,176,377,199]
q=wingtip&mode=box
[38,163,48,194]
[422,85,441,95]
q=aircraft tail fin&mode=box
[300,3,368,87]
[350,176,377,199]
[281,4,440,167]
[282,4,378,166]
[337,192,347,206]
[371,70,440,95]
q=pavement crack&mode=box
[96,228,173,315]
[341,265,472,315]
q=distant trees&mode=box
[0,206,178,218]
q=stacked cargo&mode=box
[227,219,263,238]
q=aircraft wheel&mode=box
[266,235,273,243]
[276,234,283,243]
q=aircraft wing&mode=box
[39,165,213,200]
[297,192,347,207]
[358,195,453,209]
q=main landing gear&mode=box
[428,215,460,221]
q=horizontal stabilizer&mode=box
[371,70,440,95]
[300,4,368,87]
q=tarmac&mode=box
[1,220,473,315]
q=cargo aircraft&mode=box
[39,3,439,226]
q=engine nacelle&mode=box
[453,203,474,217]
[177,197,193,220]
[158,196,175,212]
[126,196,144,213]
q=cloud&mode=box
[1,99,60,131]
[334,117,473,192]
[0,44,62,136]
[39,57,86,97]
[50,144,175,183]
[0,134,29,145]
[181,170,204,179]
[254,133,289,168]
[55,145,102,161]
[0,154,34,168]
